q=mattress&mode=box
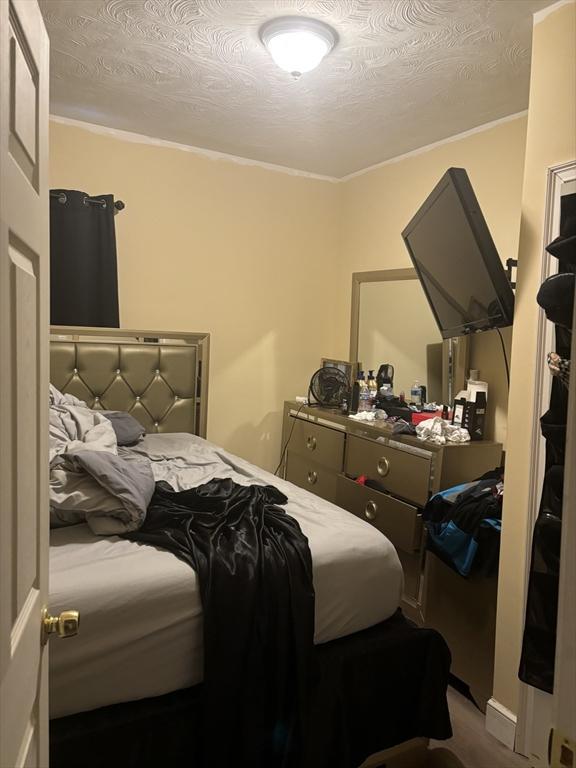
[49,434,403,719]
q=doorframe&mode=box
[515,160,576,761]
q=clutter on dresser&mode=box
[315,356,481,438]
[450,370,489,440]
[415,416,470,445]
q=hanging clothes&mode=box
[50,189,120,327]
[519,191,575,693]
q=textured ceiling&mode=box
[40,0,553,178]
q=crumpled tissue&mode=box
[415,416,470,445]
[348,409,388,422]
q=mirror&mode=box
[349,269,468,404]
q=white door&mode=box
[0,0,50,766]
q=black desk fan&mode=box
[308,366,350,407]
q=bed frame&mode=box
[50,326,209,437]
[48,328,451,768]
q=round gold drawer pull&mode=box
[306,436,317,451]
[377,456,390,477]
[365,501,378,521]
[307,470,318,485]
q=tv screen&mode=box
[401,168,514,339]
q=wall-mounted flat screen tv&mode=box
[401,168,515,339]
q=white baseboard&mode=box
[486,698,517,750]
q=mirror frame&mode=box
[349,267,469,403]
[349,268,417,362]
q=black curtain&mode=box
[50,189,119,327]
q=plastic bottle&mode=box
[367,370,378,407]
[410,380,422,407]
[357,371,371,412]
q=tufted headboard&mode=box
[50,327,209,437]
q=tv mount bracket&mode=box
[506,258,518,289]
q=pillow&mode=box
[100,410,146,446]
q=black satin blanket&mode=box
[125,478,315,768]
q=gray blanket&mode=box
[49,386,154,534]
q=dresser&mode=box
[280,401,503,673]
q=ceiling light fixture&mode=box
[259,16,337,78]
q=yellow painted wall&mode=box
[49,121,342,471]
[340,115,528,445]
[50,114,528,466]
[493,0,576,715]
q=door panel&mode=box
[0,1,49,766]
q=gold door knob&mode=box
[307,470,318,485]
[42,609,80,642]
[306,436,317,451]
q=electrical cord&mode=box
[274,402,306,476]
[496,327,510,386]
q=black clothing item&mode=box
[546,192,576,265]
[536,272,575,331]
[50,189,119,327]
[520,192,574,694]
[520,365,568,692]
[519,466,564,692]
[50,611,453,768]
[125,479,315,768]
[540,408,568,466]
[520,384,568,692]
[422,473,503,578]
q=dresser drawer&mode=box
[285,451,338,503]
[345,435,431,506]
[287,417,344,470]
[336,475,422,553]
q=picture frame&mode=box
[320,358,359,388]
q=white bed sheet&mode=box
[50,434,403,719]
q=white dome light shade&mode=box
[260,17,337,77]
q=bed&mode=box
[48,328,451,768]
